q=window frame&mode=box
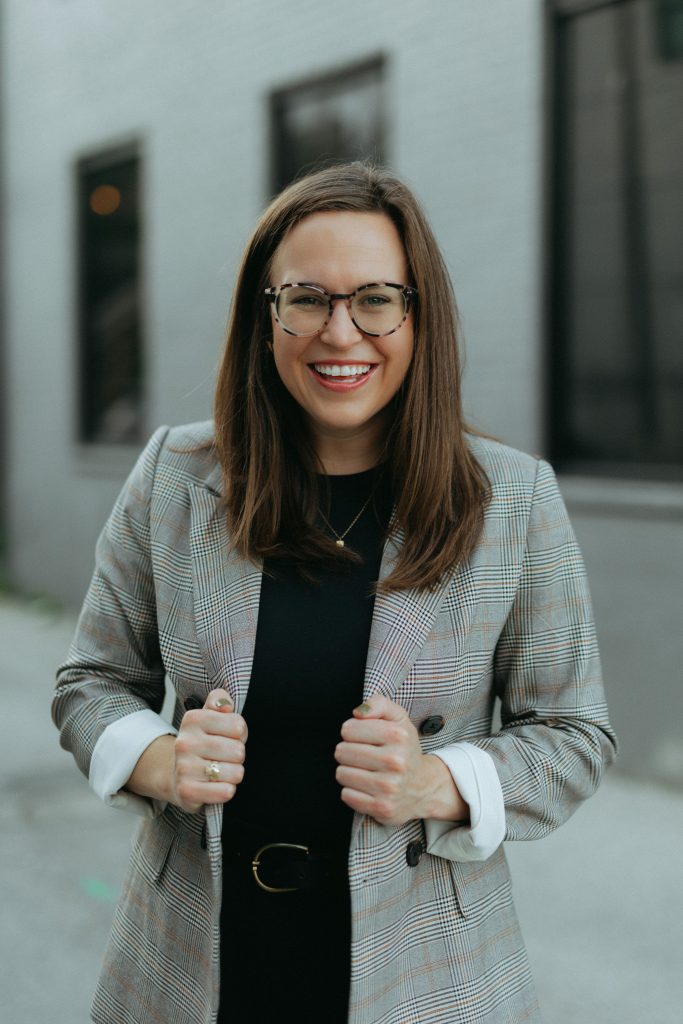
[268,54,388,195]
[545,0,683,481]
[74,138,146,449]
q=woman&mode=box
[54,162,616,1024]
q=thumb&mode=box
[352,695,406,722]
[205,688,234,712]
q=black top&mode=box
[221,465,393,846]
[217,467,393,1023]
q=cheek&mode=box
[272,346,289,388]
[272,334,306,391]
[383,329,414,384]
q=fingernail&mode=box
[215,698,233,709]
[354,702,371,715]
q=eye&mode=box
[282,287,328,312]
[354,287,401,312]
[291,294,326,308]
[360,293,391,307]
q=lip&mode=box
[307,363,377,392]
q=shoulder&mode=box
[142,421,222,492]
[126,421,223,501]
[466,435,565,528]
[466,434,542,489]
[163,420,215,452]
[465,435,577,564]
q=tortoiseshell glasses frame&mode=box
[264,281,417,338]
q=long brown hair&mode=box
[214,162,489,592]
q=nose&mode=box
[318,298,363,347]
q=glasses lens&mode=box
[276,286,327,335]
[351,285,407,335]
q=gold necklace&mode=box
[318,490,376,548]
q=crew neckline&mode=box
[316,463,385,482]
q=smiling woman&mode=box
[215,165,490,591]
[268,211,415,472]
[53,163,616,1024]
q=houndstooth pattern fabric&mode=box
[53,422,616,1024]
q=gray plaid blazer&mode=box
[54,421,616,1024]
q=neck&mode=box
[316,442,382,475]
[312,416,389,476]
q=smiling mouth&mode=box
[310,362,374,384]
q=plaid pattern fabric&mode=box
[53,422,616,1024]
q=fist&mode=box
[334,696,467,827]
[172,689,248,813]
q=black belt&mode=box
[223,819,346,894]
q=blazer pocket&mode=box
[447,846,512,922]
[131,812,178,887]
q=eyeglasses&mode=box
[265,282,417,338]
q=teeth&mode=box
[313,364,371,377]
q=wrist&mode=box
[126,734,177,805]
[156,737,178,805]
[421,754,470,823]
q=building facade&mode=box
[2,0,682,783]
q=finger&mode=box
[181,709,248,744]
[202,690,247,742]
[201,758,245,787]
[176,756,244,810]
[199,735,246,765]
[338,786,395,825]
[340,717,408,746]
[176,778,237,808]
[352,696,407,722]
[335,740,403,772]
[204,689,235,712]
[210,712,247,742]
[335,765,391,796]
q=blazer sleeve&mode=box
[469,457,617,841]
[52,426,171,785]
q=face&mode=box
[268,211,414,470]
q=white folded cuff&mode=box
[424,742,506,862]
[90,709,178,819]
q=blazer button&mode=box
[183,696,203,711]
[419,715,445,736]
[406,841,424,867]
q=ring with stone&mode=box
[204,761,221,783]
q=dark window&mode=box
[549,0,683,478]
[77,145,144,444]
[657,0,683,59]
[271,56,386,193]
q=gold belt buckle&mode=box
[251,842,310,893]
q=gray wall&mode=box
[564,480,683,788]
[4,0,543,598]
[3,0,681,785]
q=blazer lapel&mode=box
[351,526,477,848]
[188,477,262,713]
[188,475,262,860]
[363,526,460,701]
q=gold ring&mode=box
[204,761,221,783]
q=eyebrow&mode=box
[281,280,400,292]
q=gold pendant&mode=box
[336,539,345,548]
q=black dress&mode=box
[218,467,392,1023]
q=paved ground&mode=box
[1,592,681,1023]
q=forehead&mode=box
[271,211,408,287]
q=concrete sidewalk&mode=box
[1,593,681,1023]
